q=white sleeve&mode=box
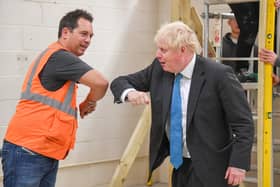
[120,88,136,102]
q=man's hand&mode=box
[225,166,246,186]
[259,48,277,66]
[79,100,97,119]
[127,90,150,105]
[275,0,280,8]
[272,73,280,86]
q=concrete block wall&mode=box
[0,0,171,186]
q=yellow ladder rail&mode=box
[258,0,275,186]
[263,0,275,186]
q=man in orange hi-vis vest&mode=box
[1,9,108,187]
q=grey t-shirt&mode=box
[39,50,93,91]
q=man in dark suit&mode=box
[110,21,254,187]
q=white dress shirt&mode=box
[166,53,196,158]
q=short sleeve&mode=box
[39,50,93,91]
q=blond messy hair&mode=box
[154,21,202,54]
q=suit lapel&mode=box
[187,57,205,128]
[161,73,174,125]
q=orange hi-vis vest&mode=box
[5,42,78,160]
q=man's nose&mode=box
[85,35,91,43]
[156,50,162,58]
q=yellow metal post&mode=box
[263,0,275,184]
[259,0,275,186]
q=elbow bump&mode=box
[88,81,108,90]
[97,79,109,90]
[103,80,109,88]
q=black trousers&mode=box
[172,158,203,187]
[171,158,239,187]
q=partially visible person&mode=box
[228,0,280,67]
[276,0,280,10]
[259,48,280,85]
[259,48,279,67]
[111,21,254,187]
[222,15,241,72]
[228,2,259,63]
[258,0,280,85]
[1,9,108,187]
[222,14,258,82]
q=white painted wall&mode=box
[0,0,172,186]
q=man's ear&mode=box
[61,27,70,39]
[181,46,186,53]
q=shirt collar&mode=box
[180,53,196,79]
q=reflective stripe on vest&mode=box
[20,48,77,118]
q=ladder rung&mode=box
[211,57,259,61]
[201,12,234,19]
[204,0,259,5]
[241,83,258,90]
[243,176,258,184]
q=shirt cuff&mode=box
[120,88,136,103]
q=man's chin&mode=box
[77,51,85,56]
[161,65,167,70]
[162,67,173,73]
